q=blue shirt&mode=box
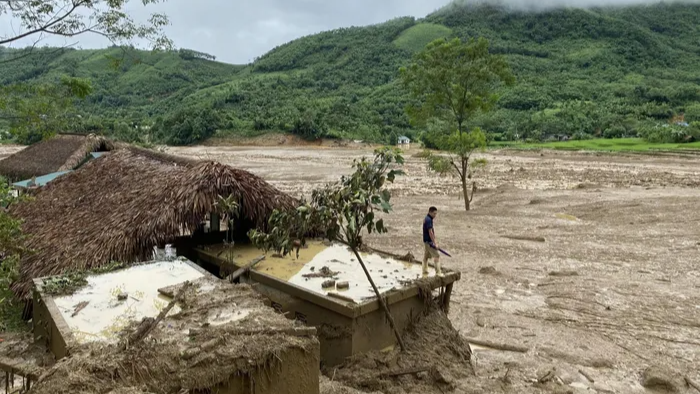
[423,215,434,243]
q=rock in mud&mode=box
[478,266,499,275]
[336,281,350,290]
[641,365,685,392]
[322,280,336,288]
[433,368,455,385]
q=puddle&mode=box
[54,260,204,344]
[209,241,329,281]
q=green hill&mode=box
[1,1,700,145]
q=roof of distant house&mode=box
[0,133,113,181]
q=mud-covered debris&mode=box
[304,266,339,278]
[327,306,472,394]
[548,270,579,277]
[117,293,129,301]
[71,301,90,317]
[322,280,336,288]
[478,266,499,275]
[337,281,350,290]
[537,367,557,383]
[641,365,685,392]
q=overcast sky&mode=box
[1,0,450,64]
[2,0,698,64]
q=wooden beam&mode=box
[226,255,266,283]
[464,337,530,353]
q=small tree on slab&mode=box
[248,147,407,350]
[400,37,514,211]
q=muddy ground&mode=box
[2,143,698,393]
[168,145,700,394]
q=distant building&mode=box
[397,136,410,145]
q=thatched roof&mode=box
[10,146,297,299]
[0,133,114,182]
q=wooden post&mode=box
[442,283,454,314]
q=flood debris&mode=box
[303,266,340,278]
[548,270,579,277]
[322,280,336,288]
[463,337,529,353]
[26,280,320,394]
[326,306,472,394]
[641,365,686,393]
[478,266,500,276]
[503,235,546,243]
[336,281,350,290]
[71,301,89,317]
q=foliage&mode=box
[2,3,700,145]
[249,147,405,255]
[0,77,93,144]
[151,107,224,145]
[0,0,171,51]
[400,37,514,133]
[638,123,700,144]
[40,261,127,296]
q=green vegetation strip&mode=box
[490,139,700,153]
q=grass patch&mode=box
[490,138,700,153]
[394,23,453,52]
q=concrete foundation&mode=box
[194,245,460,367]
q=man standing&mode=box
[423,207,443,277]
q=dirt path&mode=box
[169,145,700,393]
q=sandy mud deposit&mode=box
[167,145,700,393]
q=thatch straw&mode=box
[0,133,113,182]
[10,146,296,300]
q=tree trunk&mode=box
[351,248,407,351]
[461,156,470,211]
[461,173,470,211]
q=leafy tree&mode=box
[248,147,407,350]
[400,37,514,210]
[0,0,171,54]
[152,107,223,145]
[0,77,92,144]
[0,0,171,143]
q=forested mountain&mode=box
[1,1,699,145]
